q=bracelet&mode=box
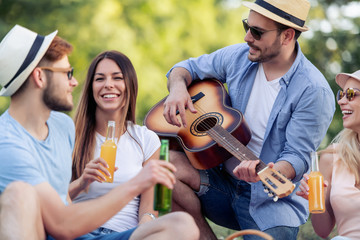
[142,213,156,220]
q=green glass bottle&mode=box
[154,139,172,216]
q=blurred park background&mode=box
[1,0,359,239]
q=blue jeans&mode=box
[197,166,298,240]
[47,227,136,240]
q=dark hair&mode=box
[72,50,138,180]
[275,22,301,40]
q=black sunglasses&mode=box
[336,88,360,102]
[40,67,74,80]
[242,19,278,40]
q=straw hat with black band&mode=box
[242,0,310,32]
[0,25,57,97]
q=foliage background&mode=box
[1,0,359,239]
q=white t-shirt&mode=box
[73,122,160,232]
[225,63,280,174]
[244,63,281,157]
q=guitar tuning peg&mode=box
[263,187,269,193]
[273,196,279,202]
[268,192,273,197]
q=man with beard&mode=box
[0,25,199,240]
[161,0,335,239]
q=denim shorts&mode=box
[47,227,136,240]
[197,165,298,240]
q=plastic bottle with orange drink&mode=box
[100,121,117,183]
[308,151,325,213]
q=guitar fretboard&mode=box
[208,124,268,172]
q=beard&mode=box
[247,36,282,63]
[43,80,73,112]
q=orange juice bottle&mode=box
[100,121,117,183]
[308,151,325,213]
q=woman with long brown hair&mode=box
[68,50,199,239]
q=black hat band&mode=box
[255,0,305,27]
[4,34,45,89]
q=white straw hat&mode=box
[242,0,310,32]
[0,25,57,96]
[335,70,360,89]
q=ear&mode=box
[281,28,295,45]
[31,67,47,89]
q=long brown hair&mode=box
[72,50,138,180]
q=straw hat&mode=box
[336,70,360,89]
[0,25,57,96]
[242,0,310,32]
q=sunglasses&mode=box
[336,88,360,101]
[40,67,74,80]
[242,19,278,40]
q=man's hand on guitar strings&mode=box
[233,160,275,183]
[163,82,197,128]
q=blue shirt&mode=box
[167,42,335,229]
[0,110,74,204]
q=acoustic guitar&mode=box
[144,79,294,200]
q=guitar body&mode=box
[144,79,252,169]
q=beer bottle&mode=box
[154,139,172,216]
[100,121,117,183]
[308,151,325,213]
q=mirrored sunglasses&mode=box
[336,88,360,101]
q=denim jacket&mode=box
[167,42,335,229]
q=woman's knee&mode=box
[1,182,39,208]
[166,212,200,239]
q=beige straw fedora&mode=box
[242,0,310,32]
[336,70,360,89]
[0,25,57,96]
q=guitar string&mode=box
[192,103,287,191]
[187,101,286,196]
[190,101,251,163]
[190,100,269,170]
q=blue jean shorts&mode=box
[197,166,298,240]
[47,227,136,240]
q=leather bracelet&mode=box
[142,213,156,220]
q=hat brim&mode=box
[0,30,58,96]
[242,2,309,32]
[335,72,360,89]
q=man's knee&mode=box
[169,150,188,166]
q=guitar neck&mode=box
[208,124,268,172]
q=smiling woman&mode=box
[296,70,360,240]
[69,50,187,236]
[92,58,126,113]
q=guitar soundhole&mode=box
[196,117,217,132]
[190,112,224,137]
